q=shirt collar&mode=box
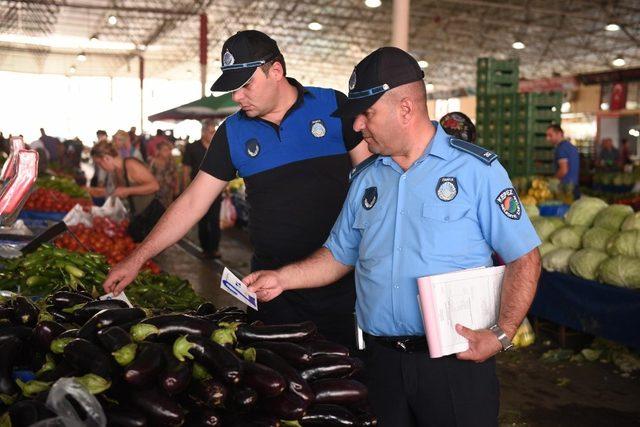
[378,121,453,168]
[238,77,313,121]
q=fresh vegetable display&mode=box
[23,187,92,213]
[0,292,376,426]
[36,176,90,199]
[0,245,201,310]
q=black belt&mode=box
[364,333,428,354]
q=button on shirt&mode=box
[324,123,541,337]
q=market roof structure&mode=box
[1,0,640,94]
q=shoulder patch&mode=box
[449,138,497,165]
[348,154,379,183]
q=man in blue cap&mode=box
[245,47,542,426]
[103,30,370,349]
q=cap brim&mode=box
[331,93,384,118]
[210,67,257,92]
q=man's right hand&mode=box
[103,256,144,296]
[244,270,286,302]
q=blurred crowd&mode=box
[594,137,633,171]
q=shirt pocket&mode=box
[420,202,475,256]
[353,208,389,269]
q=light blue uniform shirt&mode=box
[324,123,541,337]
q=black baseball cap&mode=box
[210,30,281,92]
[332,46,425,118]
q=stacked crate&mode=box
[476,57,562,176]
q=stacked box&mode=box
[476,58,519,96]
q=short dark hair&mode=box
[547,124,563,134]
[260,53,286,76]
[96,130,107,136]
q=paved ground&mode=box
[156,227,640,427]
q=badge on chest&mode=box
[362,186,378,210]
[436,177,458,202]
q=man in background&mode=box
[596,137,620,171]
[546,124,579,197]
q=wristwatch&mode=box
[489,324,513,351]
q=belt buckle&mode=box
[394,339,410,353]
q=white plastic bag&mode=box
[63,204,93,227]
[91,196,128,222]
[220,195,237,230]
[31,378,106,427]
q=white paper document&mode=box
[220,267,258,311]
[100,291,133,307]
[417,266,504,358]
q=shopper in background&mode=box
[620,138,632,167]
[39,128,62,164]
[88,141,159,213]
[102,30,370,349]
[150,140,178,208]
[182,119,222,259]
[113,130,144,162]
[0,132,9,154]
[147,129,170,159]
[245,46,542,427]
[596,137,620,170]
[546,124,579,196]
[91,130,110,189]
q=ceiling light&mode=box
[426,83,434,91]
[418,60,429,69]
[561,102,571,113]
[308,22,323,31]
[137,44,147,51]
[612,57,626,67]
[628,129,639,137]
[551,106,557,112]
[600,102,609,110]
[76,52,86,62]
[68,66,76,74]
[365,0,382,7]
[107,15,118,26]
[605,23,620,32]
[512,41,525,50]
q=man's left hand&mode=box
[455,324,503,363]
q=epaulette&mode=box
[348,154,379,183]
[449,138,497,165]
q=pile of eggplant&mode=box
[0,291,377,426]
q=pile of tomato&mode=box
[55,216,161,273]
[24,188,92,213]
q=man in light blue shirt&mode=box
[246,47,542,427]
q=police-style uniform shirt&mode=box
[199,78,361,307]
[324,122,541,337]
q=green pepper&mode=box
[25,275,48,287]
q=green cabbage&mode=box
[598,256,640,288]
[538,242,558,257]
[564,197,608,226]
[606,230,640,258]
[593,204,634,231]
[524,204,540,219]
[621,212,640,231]
[569,249,609,280]
[550,226,588,249]
[542,248,576,273]
[582,227,616,251]
[532,217,565,241]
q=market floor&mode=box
[156,227,640,427]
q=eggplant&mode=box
[123,343,164,386]
[8,399,55,427]
[11,296,39,327]
[265,390,309,421]
[186,408,223,427]
[236,321,317,343]
[306,340,350,357]
[105,405,148,427]
[300,356,364,382]
[0,307,14,320]
[132,314,216,342]
[78,308,146,340]
[74,299,129,324]
[59,328,79,338]
[190,378,228,407]
[0,325,33,342]
[311,379,368,405]
[241,360,286,398]
[37,360,79,382]
[253,341,313,367]
[48,308,77,324]
[46,291,93,309]
[0,336,22,395]
[159,346,191,395]
[300,404,359,426]
[230,385,258,412]
[173,335,242,385]
[63,338,114,378]
[129,387,185,427]
[195,302,217,316]
[32,320,66,351]
[97,326,137,366]
[255,348,314,403]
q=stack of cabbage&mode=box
[533,196,640,289]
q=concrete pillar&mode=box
[391,0,410,50]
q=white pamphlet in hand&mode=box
[417,265,504,358]
[220,267,258,311]
[100,291,133,307]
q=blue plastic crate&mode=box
[18,210,66,221]
[539,204,570,217]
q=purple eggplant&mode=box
[255,348,314,403]
[236,321,317,343]
[105,405,148,427]
[0,307,14,320]
[241,360,286,397]
[32,320,66,351]
[97,326,137,366]
[306,340,350,357]
[230,385,258,412]
[265,390,309,420]
[190,378,228,407]
[78,308,146,340]
[45,291,93,309]
[0,336,22,395]
[123,343,165,386]
[37,360,79,382]
[173,335,242,385]
[11,296,39,327]
[186,408,223,427]
[8,399,55,427]
[129,387,185,427]
[300,356,364,382]
[311,379,368,405]
[195,302,217,316]
[74,299,129,324]
[300,404,359,426]
[159,346,191,395]
[0,325,33,342]
[48,308,76,324]
[63,338,114,378]
[132,314,216,342]
[253,341,313,367]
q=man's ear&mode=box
[269,61,285,81]
[399,97,413,124]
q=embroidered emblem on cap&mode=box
[349,70,357,91]
[310,119,326,138]
[362,186,378,210]
[436,177,458,202]
[245,138,260,158]
[495,187,522,220]
[223,49,235,67]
